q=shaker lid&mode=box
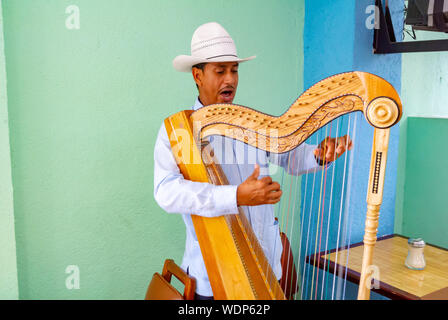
[408,238,426,248]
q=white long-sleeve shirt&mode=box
[153,98,325,296]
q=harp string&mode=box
[287,147,303,298]
[281,146,296,297]
[325,116,349,301]
[308,128,325,300]
[321,118,339,299]
[291,128,311,299]
[278,130,314,299]
[300,128,319,299]
[314,125,332,300]
[331,113,351,300]
[293,145,309,300]
[318,123,335,299]
[283,141,304,299]
[312,124,330,300]
[271,166,286,296]
[208,110,359,300]
[295,128,319,299]
[340,112,358,300]
[273,148,292,299]
[272,112,358,300]
[330,112,359,300]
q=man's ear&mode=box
[192,67,202,89]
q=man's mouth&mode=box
[219,88,235,102]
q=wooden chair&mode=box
[145,259,196,300]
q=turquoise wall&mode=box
[3,0,445,301]
[301,0,402,300]
[304,0,402,245]
[395,30,448,247]
[0,1,19,300]
[402,117,448,248]
[304,0,403,239]
[1,0,304,299]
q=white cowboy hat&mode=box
[173,22,256,72]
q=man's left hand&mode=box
[314,135,353,164]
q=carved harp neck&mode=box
[191,71,401,154]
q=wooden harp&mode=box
[164,71,402,300]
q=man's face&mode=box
[192,62,239,106]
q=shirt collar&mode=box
[193,97,204,111]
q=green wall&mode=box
[402,117,448,248]
[395,30,448,247]
[2,0,304,299]
[0,1,18,300]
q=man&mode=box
[154,22,352,300]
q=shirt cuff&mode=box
[212,185,239,216]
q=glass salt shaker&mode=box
[405,238,426,270]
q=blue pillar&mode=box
[300,0,402,300]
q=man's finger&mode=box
[336,142,345,155]
[267,197,282,204]
[248,164,260,180]
[266,182,281,192]
[325,141,335,160]
[267,190,282,200]
[315,146,325,159]
[336,135,353,155]
[347,136,353,150]
[260,176,273,185]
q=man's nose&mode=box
[224,71,237,85]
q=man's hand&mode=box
[237,164,282,206]
[314,135,353,164]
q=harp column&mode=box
[358,97,401,300]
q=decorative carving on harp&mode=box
[164,71,402,300]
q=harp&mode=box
[164,71,402,300]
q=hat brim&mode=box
[173,55,256,73]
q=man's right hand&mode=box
[236,164,283,206]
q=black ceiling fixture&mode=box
[374,0,448,54]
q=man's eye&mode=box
[232,69,238,73]
[216,70,224,74]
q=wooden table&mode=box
[308,234,448,300]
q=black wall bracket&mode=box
[374,0,448,54]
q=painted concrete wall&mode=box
[5,0,443,301]
[302,0,402,300]
[402,117,448,248]
[2,0,304,299]
[0,1,19,300]
[395,30,448,247]
[304,0,402,244]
